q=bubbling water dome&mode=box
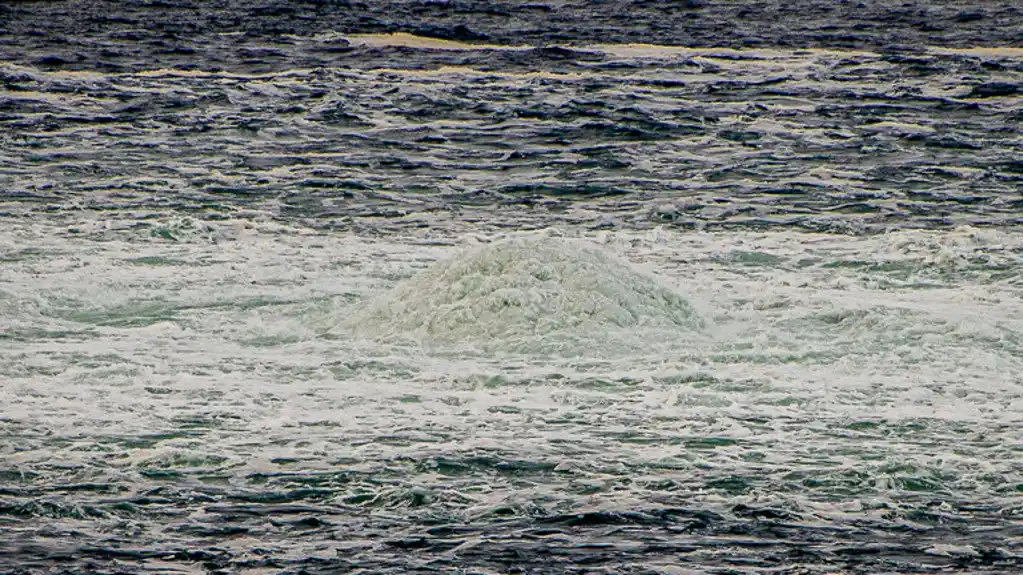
[347,234,705,355]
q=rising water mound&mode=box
[348,235,704,355]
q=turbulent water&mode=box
[347,234,706,354]
[2,2,1023,574]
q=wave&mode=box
[346,233,704,355]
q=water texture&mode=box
[1,37,1021,234]
[1,2,1022,574]
[348,234,706,354]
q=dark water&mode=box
[1,2,1023,574]
[2,0,1022,73]
[1,37,1021,234]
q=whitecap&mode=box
[346,233,705,356]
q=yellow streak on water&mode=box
[928,47,1023,57]
[593,43,878,60]
[0,90,86,104]
[369,65,586,80]
[345,32,531,52]
[135,68,318,79]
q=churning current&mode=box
[1,2,1022,573]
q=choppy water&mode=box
[2,16,1023,575]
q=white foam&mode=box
[2,220,1022,526]
[345,233,705,355]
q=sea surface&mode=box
[2,2,1023,573]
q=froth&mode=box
[346,234,704,355]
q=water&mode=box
[347,234,705,354]
[2,14,1023,575]
[3,220,1021,572]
